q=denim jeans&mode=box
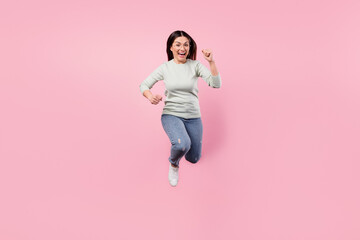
[161,114,203,166]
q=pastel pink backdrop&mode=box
[1,0,359,239]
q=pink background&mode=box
[1,0,360,239]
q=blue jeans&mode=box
[161,114,203,166]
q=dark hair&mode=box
[166,30,197,61]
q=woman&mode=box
[139,30,222,187]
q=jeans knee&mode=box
[173,139,191,153]
[186,154,201,164]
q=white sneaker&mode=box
[168,163,179,187]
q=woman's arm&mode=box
[202,49,219,76]
[209,60,219,76]
[139,63,164,104]
[196,49,221,88]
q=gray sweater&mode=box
[140,59,221,119]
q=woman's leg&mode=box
[161,114,191,166]
[184,118,203,164]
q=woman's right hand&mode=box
[148,94,163,105]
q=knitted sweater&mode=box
[140,59,221,119]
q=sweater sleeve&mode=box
[195,61,221,88]
[139,64,164,94]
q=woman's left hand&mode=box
[202,49,214,62]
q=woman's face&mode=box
[170,36,190,64]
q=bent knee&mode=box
[186,155,201,164]
[173,139,191,153]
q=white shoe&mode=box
[168,163,179,187]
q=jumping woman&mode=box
[139,30,222,186]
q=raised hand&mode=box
[202,49,214,62]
